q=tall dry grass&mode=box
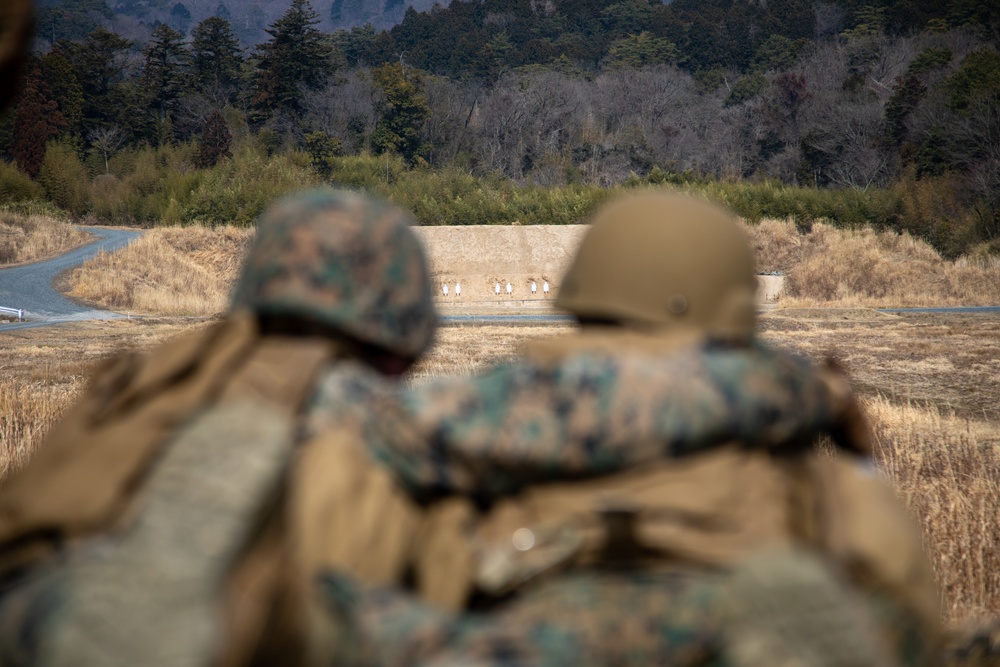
[746,219,1000,307]
[0,377,79,480]
[64,226,253,316]
[0,212,90,266]
[864,395,1000,621]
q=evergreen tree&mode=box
[190,17,243,92]
[252,0,334,119]
[59,28,133,136]
[40,50,85,139]
[12,65,66,177]
[604,32,680,68]
[196,110,232,167]
[332,24,377,66]
[303,130,342,176]
[143,24,188,122]
[371,62,429,164]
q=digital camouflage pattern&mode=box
[306,339,854,498]
[316,560,929,667]
[305,337,937,667]
[318,568,727,667]
[231,188,436,358]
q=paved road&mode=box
[443,306,1000,325]
[877,306,1000,314]
[0,227,142,331]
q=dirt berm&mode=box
[413,225,588,306]
[413,225,783,307]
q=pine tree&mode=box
[143,24,188,122]
[252,0,333,119]
[13,65,66,177]
[59,28,133,135]
[190,17,243,92]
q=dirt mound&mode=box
[413,225,588,303]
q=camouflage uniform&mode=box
[301,193,941,667]
[0,189,436,667]
[307,339,859,498]
[304,341,933,667]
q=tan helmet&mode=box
[0,0,33,112]
[556,192,757,339]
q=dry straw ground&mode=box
[64,226,253,316]
[49,217,1000,314]
[1,220,999,630]
[746,219,1000,307]
[0,212,91,266]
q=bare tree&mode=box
[88,126,126,174]
[302,69,382,154]
[422,75,478,166]
[474,75,530,177]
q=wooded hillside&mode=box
[3,0,999,256]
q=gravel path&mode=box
[0,227,142,331]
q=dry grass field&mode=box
[1,220,999,633]
[0,212,91,266]
[48,219,1000,315]
[64,226,253,316]
[746,219,1000,308]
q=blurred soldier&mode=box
[0,0,33,111]
[0,189,436,667]
[305,193,941,667]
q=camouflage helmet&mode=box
[232,189,436,358]
[556,192,757,339]
[0,0,33,111]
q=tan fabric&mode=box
[221,427,427,667]
[413,498,476,609]
[469,446,796,579]
[0,312,333,573]
[291,428,422,588]
[413,446,938,638]
[813,455,941,641]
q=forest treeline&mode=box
[2,0,999,257]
